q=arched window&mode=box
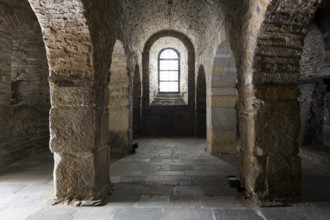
[158,48,180,93]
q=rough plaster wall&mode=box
[149,37,188,104]
[208,41,237,154]
[0,0,50,169]
[108,40,130,157]
[28,0,116,204]
[142,31,195,136]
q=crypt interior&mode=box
[0,0,330,219]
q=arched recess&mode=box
[108,40,131,157]
[208,41,238,154]
[27,0,116,204]
[238,0,321,205]
[0,1,49,169]
[196,65,207,138]
[142,30,195,136]
[299,2,330,164]
[133,63,142,138]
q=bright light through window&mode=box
[158,48,180,93]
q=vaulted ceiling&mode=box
[113,0,227,54]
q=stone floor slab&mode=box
[0,138,329,219]
[136,195,170,207]
[112,208,162,220]
[27,207,76,220]
[0,207,42,220]
[0,184,27,194]
[162,207,214,220]
[213,208,263,220]
[72,207,115,220]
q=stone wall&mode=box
[0,0,50,169]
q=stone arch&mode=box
[208,41,238,154]
[141,30,195,136]
[0,1,50,169]
[27,0,116,204]
[108,40,131,157]
[237,0,321,205]
[196,65,207,138]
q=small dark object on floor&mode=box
[131,142,139,154]
[228,175,245,192]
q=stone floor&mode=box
[0,138,330,220]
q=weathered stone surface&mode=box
[50,108,97,154]
[0,0,327,209]
[207,130,237,154]
[54,148,111,202]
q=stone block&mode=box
[54,151,111,202]
[108,108,130,131]
[266,156,301,201]
[211,88,237,96]
[209,96,237,108]
[255,100,299,156]
[207,129,237,154]
[255,85,299,100]
[51,85,96,107]
[211,107,237,130]
[50,107,97,154]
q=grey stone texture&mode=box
[0,138,329,219]
[0,0,329,210]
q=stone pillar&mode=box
[208,41,237,154]
[27,0,112,204]
[240,84,301,205]
[51,84,111,204]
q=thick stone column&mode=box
[240,85,301,205]
[51,84,111,204]
[27,0,113,205]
